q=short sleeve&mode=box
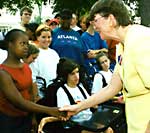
[91,73,103,94]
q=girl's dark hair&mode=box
[60,9,72,20]
[0,29,26,50]
[96,52,108,70]
[56,57,80,83]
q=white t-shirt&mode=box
[72,25,81,31]
[0,49,7,64]
[30,48,59,97]
[91,70,112,94]
[11,23,26,31]
[57,83,92,122]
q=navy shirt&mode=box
[81,31,108,76]
[52,28,84,65]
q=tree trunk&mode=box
[38,4,42,24]
[139,0,150,26]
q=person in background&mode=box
[23,43,40,103]
[77,14,88,35]
[0,29,65,133]
[25,22,39,42]
[51,9,84,66]
[60,0,150,132]
[45,19,50,26]
[91,52,112,94]
[81,16,108,89]
[91,52,123,132]
[30,24,59,98]
[71,13,81,31]
[13,6,33,31]
[54,13,61,24]
[48,18,59,31]
[22,44,39,64]
[106,39,119,70]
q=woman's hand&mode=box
[145,120,150,133]
[59,104,81,118]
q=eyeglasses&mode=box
[94,16,103,23]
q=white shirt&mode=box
[30,48,59,97]
[71,25,81,31]
[91,70,112,94]
[0,49,7,64]
[11,23,26,31]
[57,83,92,122]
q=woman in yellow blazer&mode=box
[59,0,150,132]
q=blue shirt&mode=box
[81,31,108,76]
[51,28,84,65]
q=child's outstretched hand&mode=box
[47,107,67,120]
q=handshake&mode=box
[38,105,80,133]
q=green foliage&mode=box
[33,15,41,24]
[53,0,97,17]
[1,0,149,26]
[0,0,44,22]
[52,0,141,22]
[0,0,139,17]
[0,0,34,14]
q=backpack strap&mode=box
[77,84,87,99]
[61,85,76,105]
[62,85,87,105]
[98,72,107,87]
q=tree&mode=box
[122,0,150,26]
[1,0,150,26]
[52,0,150,26]
[53,0,96,16]
[0,0,34,14]
[139,0,150,26]
[0,0,51,23]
